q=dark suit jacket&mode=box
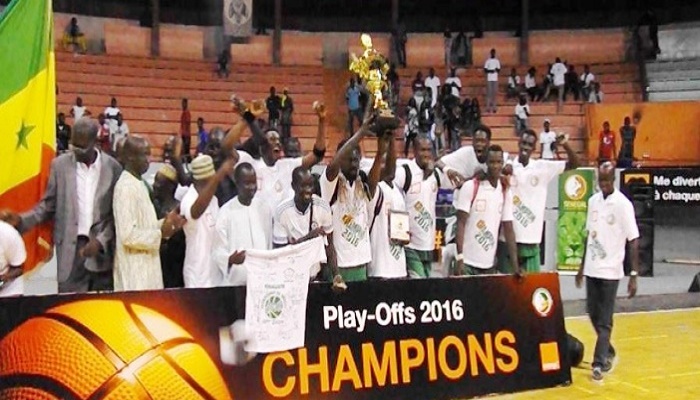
[20,152,122,283]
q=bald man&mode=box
[0,118,122,293]
[576,162,639,382]
[113,137,185,291]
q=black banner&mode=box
[622,168,700,206]
[0,274,570,399]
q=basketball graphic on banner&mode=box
[0,300,231,400]
[224,0,253,37]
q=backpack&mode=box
[401,164,441,194]
[329,171,384,234]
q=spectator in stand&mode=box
[539,119,557,160]
[62,17,87,53]
[152,164,186,288]
[469,98,482,134]
[444,27,453,66]
[444,67,462,99]
[196,117,208,155]
[404,97,420,157]
[284,137,302,158]
[96,113,111,153]
[452,31,469,66]
[618,116,637,168]
[580,65,596,101]
[424,67,441,107]
[513,95,530,136]
[346,78,363,135]
[525,67,541,102]
[598,121,616,165]
[217,49,231,78]
[279,88,294,143]
[507,68,522,100]
[541,63,554,102]
[393,18,407,67]
[70,96,90,120]
[110,113,129,153]
[104,97,120,123]
[266,86,282,130]
[411,71,425,95]
[180,98,192,158]
[483,48,501,114]
[589,82,604,103]
[564,64,581,101]
[56,112,72,154]
[550,58,568,112]
[387,63,401,113]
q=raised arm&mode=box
[325,112,373,181]
[301,102,327,169]
[559,138,580,170]
[367,134,390,198]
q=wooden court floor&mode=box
[487,308,700,400]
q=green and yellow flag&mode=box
[0,0,56,270]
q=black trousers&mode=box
[59,236,113,293]
[586,277,619,368]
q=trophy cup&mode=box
[349,34,400,135]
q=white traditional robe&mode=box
[113,171,164,291]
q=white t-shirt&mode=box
[394,161,450,251]
[320,170,374,268]
[181,185,220,288]
[0,221,26,297]
[215,196,272,286]
[445,76,462,98]
[424,76,441,107]
[273,195,333,278]
[539,131,557,160]
[104,106,121,119]
[525,74,536,89]
[550,63,567,86]
[514,104,530,120]
[584,190,639,280]
[454,179,513,269]
[368,182,408,278]
[72,105,87,120]
[110,122,129,152]
[507,158,566,243]
[439,146,487,180]
[580,72,595,88]
[238,151,302,214]
[484,58,501,82]
[508,75,521,88]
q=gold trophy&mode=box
[349,34,400,135]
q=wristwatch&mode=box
[630,270,638,277]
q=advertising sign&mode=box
[557,169,595,272]
[0,275,571,399]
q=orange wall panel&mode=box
[104,23,150,57]
[585,102,700,166]
[472,37,520,67]
[230,35,271,65]
[160,27,204,60]
[406,34,444,68]
[529,30,626,65]
[282,34,324,66]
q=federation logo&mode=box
[530,176,539,186]
[263,292,285,319]
[564,174,587,200]
[532,288,554,317]
[606,213,616,225]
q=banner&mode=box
[0,275,571,399]
[585,102,700,166]
[621,167,700,206]
[223,0,253,37]
[557,169,595,272]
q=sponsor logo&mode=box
[532,288,554,317]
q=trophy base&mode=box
[371,109,400,135]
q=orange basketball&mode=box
[0,299,232,400]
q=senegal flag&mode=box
[0,0,56,270]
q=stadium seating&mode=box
[647,59,700,101]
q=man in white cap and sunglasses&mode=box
[180,154,235,288]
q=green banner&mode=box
[557,169,595,272]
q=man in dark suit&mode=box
[2,118,122,293]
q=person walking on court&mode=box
[576,162,640,383]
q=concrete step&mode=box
[648,80,700,92]
[648,90,700,102]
